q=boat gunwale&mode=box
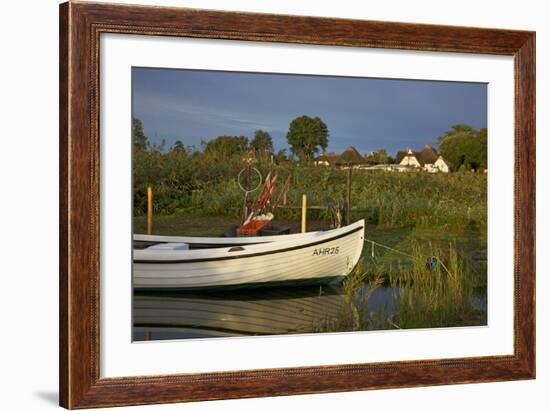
[134,226,325,245]
[134,223,364,265]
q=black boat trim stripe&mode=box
[135,225,364,264]
[136,240,272,249]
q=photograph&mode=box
[131,68,488,341]
[48,1,538,408]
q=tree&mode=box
[286,115,329,161]
[149,138,166,153]
[171,140,186,153]
[250,130,273,157]
[477,128,488,170]
[366,148,390,164]
[203,135,249,158]
[437,124,487,171]
[274,149,288,164]
[133,118,149,151]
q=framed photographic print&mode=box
[59,1,535,408]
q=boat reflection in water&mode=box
[133,285,348,341]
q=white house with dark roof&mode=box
[315,146,366,168]
[394,144,451,173]
[430,156,451,173]
[314,152,340,166]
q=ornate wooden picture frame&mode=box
[59,1,535,408]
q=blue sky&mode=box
[132,67,487,156]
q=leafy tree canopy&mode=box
[171,140,186,153]
[250,130,273,157]
[203,135,249,158]
[438,124,487,171]
[272,149,287,164]
[149,139,167,153]
[286,115,329,161]
[366,148,390,164]
[133,118,149,152]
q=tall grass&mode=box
[134,152,487,233]
[315,242,486,332]
[387,242,483,329]
[313,260,386,332]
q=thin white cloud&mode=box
[134,90,285,133]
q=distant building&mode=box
[314,152,340,166]
[431,156,451,173]
[314,144,451,173]
[315,146,366,168]
[396,149,422,168]
[336,146,366,167]
[394,144,451,173]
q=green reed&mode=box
[313,260,386,332]
[314,242,486,333]
[385,241,484,329]
[134,153,487,235]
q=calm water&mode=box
[133,282,487,341]
[133,284,401,341]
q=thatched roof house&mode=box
[315,146,366,167]
[395,144,439,167]
[395,144,451,173]
[315,152,340,166]
[336,146,365,166]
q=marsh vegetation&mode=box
[134,154,487,330]
[133,114,487,333]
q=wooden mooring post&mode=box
[147,185,153,235]
[301,194,307,233]
[346,167,352,225]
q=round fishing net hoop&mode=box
[237,167,262,194]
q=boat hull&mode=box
[133,220,365,290]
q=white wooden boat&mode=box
[133,219,365,290]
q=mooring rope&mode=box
[364,238,414,258]
[363,238,453,277]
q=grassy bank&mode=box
[135,157,487,234]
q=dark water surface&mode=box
[133,280,487,341]
[134,284,401,341]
